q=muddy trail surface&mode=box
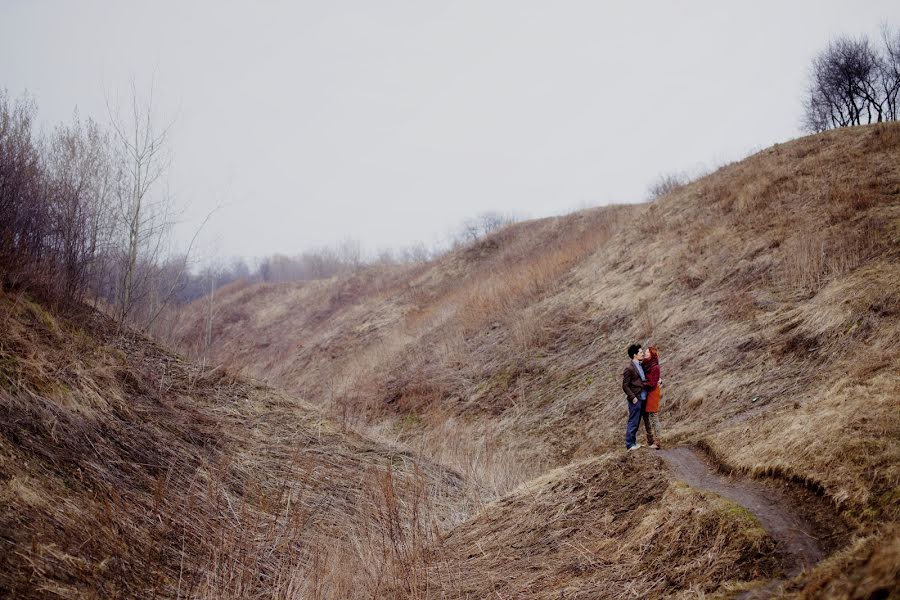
[659,446,827,580]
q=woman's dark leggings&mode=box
[640,410,658,445]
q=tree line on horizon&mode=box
[0,85,518,324]
[185,209,517,300]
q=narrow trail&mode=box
[659,447,826,583]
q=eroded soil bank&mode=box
[659,446,847,578]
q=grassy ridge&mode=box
[417,452,779,598]
[3,123,898,598]
[173,123,900,596]
[176,124,899,515]
[0,292,468,598]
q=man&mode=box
[622,343,648,450]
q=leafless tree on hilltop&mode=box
[804,26,900,132]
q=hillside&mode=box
[174,123,900,597]
[0,291,471,598]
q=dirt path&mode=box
[659,447,826,581]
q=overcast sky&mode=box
[2,1,898,261]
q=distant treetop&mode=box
[803,24,900,132]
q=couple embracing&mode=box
[622,343,662,451]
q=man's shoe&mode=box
[627,444,641,451]
[649,443,660,449]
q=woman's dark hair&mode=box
[627,343,642,358]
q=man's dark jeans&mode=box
[625,397,643,448]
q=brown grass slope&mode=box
[176,124,900,596]
[0,291,470,598]
[417,451,783,599]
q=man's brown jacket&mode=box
[622,361,645,403]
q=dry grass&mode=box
[7,123,898,597]
[169,123,900,595]
[776,524,900,599]
[369,408,554,504]
[450,209,627,334]
[0,289,469,598]
[416,451,778,599]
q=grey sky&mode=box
[2,1,898,261]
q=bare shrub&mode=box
[44,114,116,303]
[0,91,49,291]
[0,86,208,328]
[455,211,518,246]
[106,81,176,324]
[0,92,117,307]
[647,171,687,200]
[781,222,888,291]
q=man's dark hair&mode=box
[627,343,642,359]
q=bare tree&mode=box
[804,37,872,130]
[0,91,116,304]
[106,80,175,325]
[228,256,251,281]
[803,28,900,132]
[44,113,115,302]
[879,24,900,121]
[454,211,517,245]
[460,217,481,243]
[479,211,516,235]
[374,247,396,265]
[399,241,430,263]
[201,259,224,362]
[0,91,46,287]
[648,172,686,200]
[0,88,213,321]
[336,238,362,268]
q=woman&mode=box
[640,346,662,449]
